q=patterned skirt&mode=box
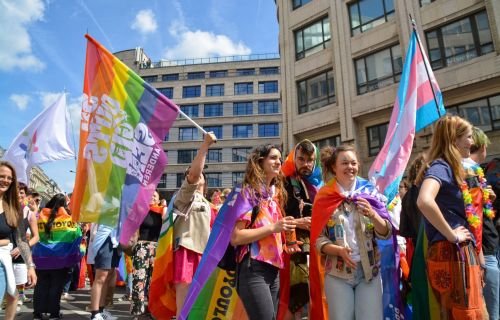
[426,240,486,320]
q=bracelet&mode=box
[28,263,36,269]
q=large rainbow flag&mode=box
[32,207,83,269]
[71,34,179,245]
[179,187,253,320]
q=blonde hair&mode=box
[0,161,20,227]
[417,115,472,185]
[242,144,286,207]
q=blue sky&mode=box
[0,0,279,192]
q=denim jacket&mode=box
[316,201,391,282]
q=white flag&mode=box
[2,93,75,183]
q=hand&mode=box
[25,267,37,289]
[486,185,496,201]
[450,226,472,243]
[10,247,20,259]
[272,216,296,233]
[355,198,375,218]
[296,216,311,230]
[27,198,39,212]
[203,131,217,146]
[337,246,357,269]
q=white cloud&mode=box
[0,0,45,71]
[131,9,158,34]
[10,94,31,110]
[164,23,251,60]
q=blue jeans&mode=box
[0,262,6,299]
[484,254,500,320]
[324,264,383,319]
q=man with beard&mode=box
[278,139,323,320]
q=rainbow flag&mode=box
[71,34,179,245]
[32,208,82,269]
[179,187,253,320]
[369,28,445,204]
[149,195,177,319]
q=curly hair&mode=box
[242,144,287,207]
[0,161,20,227]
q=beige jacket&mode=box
[316,202,391,282]
[173,179,211,254]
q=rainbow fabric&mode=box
[32,207,82,270]
[149,195,177,320]
[179,187,253,320]
[71,35,179,246]
[281,139,323,188]
[368,29,445,204]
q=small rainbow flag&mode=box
[71,34,179,245]
[32,208,82,269]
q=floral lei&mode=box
[461,165,495,228]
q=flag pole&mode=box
[64,90,78,168]
[409,14,442,117]
[178,109,208,135]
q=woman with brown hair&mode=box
[417,115,485,319]
[231,144,296,320]
[0,161,37,320]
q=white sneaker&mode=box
[91,314,105,320]
[101,309,118,320]
[61,293,76,301]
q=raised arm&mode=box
[186,132,217,185]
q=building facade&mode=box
[115,50,282,198]
[276,0,500,174]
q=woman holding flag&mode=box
[310,145,392,319]
[416,115,485,319]
[230,144,296,320]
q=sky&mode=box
[0,0,279,193]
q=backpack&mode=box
[217,205,259,271]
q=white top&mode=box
[336,181,360,262]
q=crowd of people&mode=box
[0,114,499,320]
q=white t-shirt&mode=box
[336,181,360,262]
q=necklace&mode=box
[461,165,495,228]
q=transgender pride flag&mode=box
[369,28,446,204]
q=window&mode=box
[297,70,336,114]
[237,68,255,76]
[367,123,389,156]
[183,86,201,98]
[420,0,435,6]
[158,87,173,99]
[258,81,278,94]
[425,11,494,70]
[233,102,253,115]
[158,174,167,188]
[206,173,222,188]
[235,82,253,95]
[349,0,395,36]
[206,84,224,97]
[142,75,157,83]
[232,148,252,162]
[293,0,312,10]
[180,105,199,118]
[313,135,341,149]
[203,126,223,139]
[179,127,198,141]
[446,94,500,132]
[178,149,197,164]
[206,149,222,163]
[258,123,279,137]
[260,67,279,75]
[258,100,279,114]
[164,132,169,141]
[233,124,253,138]
[355,44,402,95]
[204,103,223,117]
[295,17,331,60]
[210,70,227,78]
[176,173,184,188]
[232,172,245,186]
[187,72,205,79]
[162,74,179,81]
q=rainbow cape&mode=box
[309,177,392,320]
[71,34,179,246]
[32,207,82,269]
[179,187,253,320]
[149,195,177,319]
